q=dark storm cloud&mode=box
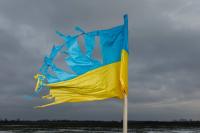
[0,0,200,120]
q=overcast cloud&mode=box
[0,0,200,121]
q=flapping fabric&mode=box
[33,15,129,108]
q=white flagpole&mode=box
[123,94,128,133]
[122,14,128,133]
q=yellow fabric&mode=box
[34,74,45,92]
[120,50,129,95]
[37,50,128,108]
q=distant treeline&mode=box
[1,120,200,129]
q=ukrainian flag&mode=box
[34,15,128,108]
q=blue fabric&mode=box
[84,33,95,58]
[38,15,128,85]
[99,25,124,65]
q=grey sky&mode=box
[0,0,200,121]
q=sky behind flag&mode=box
[0,0,200,121]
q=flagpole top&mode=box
[124,14,128,24]
[124,14,128,19]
